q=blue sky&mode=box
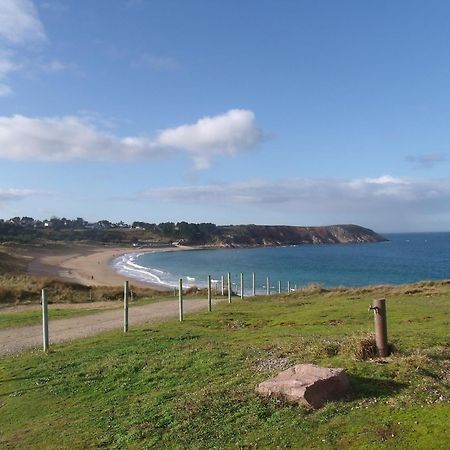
[1,0,450,232]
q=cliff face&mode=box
[205,224,386,248]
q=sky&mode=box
[1,0,450,232]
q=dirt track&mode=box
[0,299,216,357]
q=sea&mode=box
[111,232,450,293]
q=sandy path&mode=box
[0,299,217,357]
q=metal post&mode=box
[370,298,389,357]
[266,276,270,295]
[208,275,212,312]
[278,280,281,294]
[123,281,129,332]
[252,272,256,297]
[227,272,232,304]
[41,289,49,352]
[221,275,225,296]
[287,281,291,293]
[240,272,244,299]
[179,278,183,321]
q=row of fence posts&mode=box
[40,277,390,358]
[177,272,297,321]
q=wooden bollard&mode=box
[207,275,212,312]
[179,279,184,321]
[221,275,225,296]
[370,298,389,357]
[123,281,129,332]
[41,289,49,352]
[278,280,281,294]
[252,272,256,297]
[240,272,244,299]
[227,272,232,304]
[266,276,270,295]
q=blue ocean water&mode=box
[112,232,450,291]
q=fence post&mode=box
[240,272,244,299]
[41,289,49,352]
[252,272,256,297]
[208,275,212,312]
[179,278,184,321]
[369,298,389,357]
[278,280,281,294]
[227,272,232,304]
[287,281,291,293]
[266,276,270,295]
[221,275,225,296]
[123,280,129,332]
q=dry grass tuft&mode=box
[346,333,379,360]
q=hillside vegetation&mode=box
[0,281,448,449]
[0,217,385,246]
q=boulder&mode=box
[255,363,350,409]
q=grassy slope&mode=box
[0,284,449,449]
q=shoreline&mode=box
[25,244,194,290]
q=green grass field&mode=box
[0,282,449,449]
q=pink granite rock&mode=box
[256,363,350,409]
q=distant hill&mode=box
[0,217,385,247]
[205,224,386,247]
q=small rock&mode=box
[256,363,350,409]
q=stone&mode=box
[255,363,350,409]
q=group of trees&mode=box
[0,216,221,245]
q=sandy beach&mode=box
[25,244,193,290]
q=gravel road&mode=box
[0,299,216,357]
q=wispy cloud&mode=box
[0,187,41,205]
[0,83,13,97]
[0,0,46,95]
[40,59,76,73]
[0,0,46,45]
[136,176,450,214]
[406,152,449,169]
[0,109,263,169]
[136,53,182,72]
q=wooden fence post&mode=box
[41,289,49,352]
[252,272,256,297]
[123,281,129,332]
[179,278,183,321]
[240,272,244,299]
[208,275,212,312]
[266,276,270,295]
[227,272,232,304]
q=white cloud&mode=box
[156,109,262,169]
[0,115,164,161]
[0,0,46,44]
[0,109,263,168]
